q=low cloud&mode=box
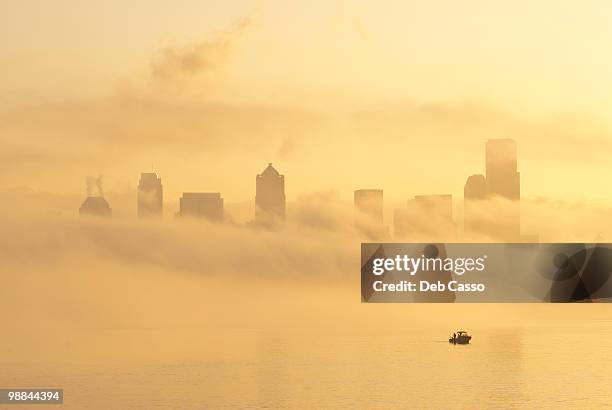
[1,193,611,364]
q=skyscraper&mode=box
[354,189,388,240]
[255,163,285,225]
[79,196,112,217]
[79,176,111,217]
[462,139,521,240]
[485,138,520,240]
[137,172,163,217]
[486,139,520,200]
[463,174,487,238]
[178,193,223,221]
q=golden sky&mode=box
[1,0,612,203]
[2,4,612,398]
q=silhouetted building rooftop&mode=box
[464,174,487,200]
[138,172,163,217]
[464,174,488,238]
[79,196,112,217]
[486,138,520,200]
[178,192,223,221]
[255,163,285,225]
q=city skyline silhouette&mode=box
[75,138,538,242]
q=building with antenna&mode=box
[137,172,163,217]
[79,176,112,217]
[79,197,112,217]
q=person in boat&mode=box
[453,332,456,343]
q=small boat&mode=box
[449,330,472,345]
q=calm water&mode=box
[2,320,612,409]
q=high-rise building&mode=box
[463,174,487,238]
[255,163,285,225]
[137,172,163,217]
[394,194,454,240]
[462,139,521,240]
[354,189,388,240]
[486,139,520,200]
[485,138,520,239]
[79,176,111,217]
[178,193,223,221]
[79,196,112,217]
[464,174,487,199]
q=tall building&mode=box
[486,139,520,200]
[463,174,487,238]
[255,163,285,225]
[178,193,223,221]
[79,196,112,217]
[137,172,163,217]
[464,174,487,199]
[462,139,521,240]
[394,194,454,240]
[79,176,111,217]
[354,189,388,240]
[485,138,520,240]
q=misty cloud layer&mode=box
[1,17,611,202]
[150,17,252,82]
[2,191,612,366]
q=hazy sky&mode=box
[1,0,612,203]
